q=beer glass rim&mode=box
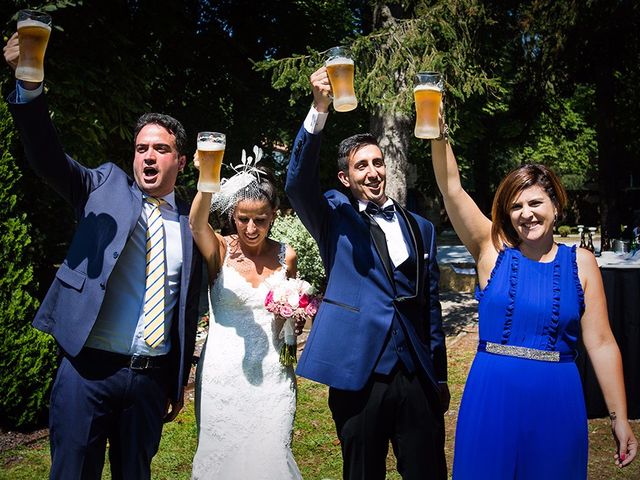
[198,131,225,140]
[415,72,443,86]
[416,71,442,78]
[325,46,352,61]
[18,9,52,25]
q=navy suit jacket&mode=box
[8,93,203,401]
[285,125,447,391]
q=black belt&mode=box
[77,347,169,371]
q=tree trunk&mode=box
[370,109,413,207]
[369,2,412,208]
[594,49,621,239]
[473,133,492,215]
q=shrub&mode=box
[558,225,572,237]
[271,212,326,291]
[0,100,57,429]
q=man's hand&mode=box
[3,31,40,90]
[310,66,332,113]
[3,32,19,71]
[163,394,184,423]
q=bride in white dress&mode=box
[189,149,302,479]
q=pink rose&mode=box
[305,303,317,316]
[298,294,310,308]
[280,305,294,318]
[265,290,274,307]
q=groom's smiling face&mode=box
[337,144,388,206]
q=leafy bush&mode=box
[271,212,326,291]
[558,225,572,237]
[0,100,57,429]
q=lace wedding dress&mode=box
[192,241,302,480]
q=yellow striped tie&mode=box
[143,197,166,348]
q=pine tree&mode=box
[0,100,57,429]
[258,0,497,206]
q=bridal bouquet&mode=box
[264,277,322,366]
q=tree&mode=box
[0,98,56,429]
[523,0,640,236]
[259,0,498,208]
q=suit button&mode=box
[397,346,404,352]
[113,251,119,259]
[392,329,398,336]
[100,282,106,290]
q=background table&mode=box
[576,265,640,419]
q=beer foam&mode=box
[17,19,52,31]
[413,84,441,92]
[197,141,225,151]
[326,56,354,67]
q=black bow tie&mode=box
[365,201,395,221]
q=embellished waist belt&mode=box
[477,341,576,363]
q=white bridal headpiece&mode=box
[211,145,267,215]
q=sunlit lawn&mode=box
[1,329,638,479]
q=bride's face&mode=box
[232,198,276,248]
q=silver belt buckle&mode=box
[129,354,152,370]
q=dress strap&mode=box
[570,244,586,315]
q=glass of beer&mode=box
[15,10,52,83]
[325,46,357,112]
[197,132,225,193]
[413,72,444,139]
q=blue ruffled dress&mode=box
[453,244,588,479]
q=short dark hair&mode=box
[133,113,187,157]
[491,163,568,250]
[337,133,380,172]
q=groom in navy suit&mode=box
[286,67,449,479]
[4,33,202,479]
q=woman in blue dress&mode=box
[429,125,637,478]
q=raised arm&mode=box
[284,67,332,242]
[578,250,637,468]
[430,138,492,263]
[5,31,104,213]
[188,156,224,284]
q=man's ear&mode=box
[337,170,350,189]
[178,155,187,172]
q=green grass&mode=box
[2,338,639,479]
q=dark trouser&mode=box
[48,349,170,480]
[329,367,446,480]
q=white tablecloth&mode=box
[597,251,640,269]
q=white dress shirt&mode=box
[358,199,410,267]
[85,193,183,356]
[303,106,410,267]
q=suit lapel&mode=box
[394,202,424,300]
[177,200,193,301]
[128,183,144,236]
[362,210,395,285]
[350,197,394,285]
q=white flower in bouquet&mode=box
[264,276,323,366]
[287,291,300,309]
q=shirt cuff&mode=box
[303,105,329,135]
[15,81,44,103]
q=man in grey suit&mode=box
[4,32,202,479]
